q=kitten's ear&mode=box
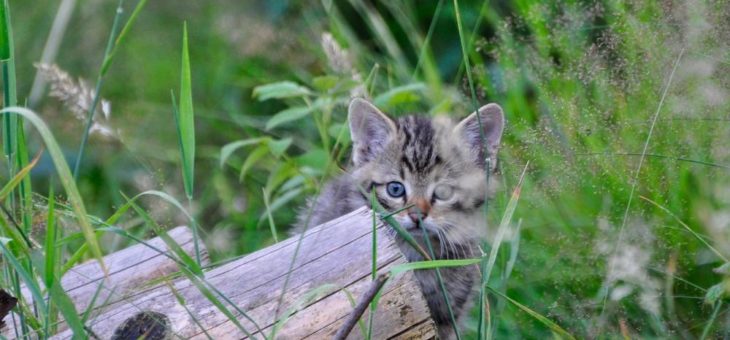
[454,103,505,170]
[348,98,397,166]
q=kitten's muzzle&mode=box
[407,198,431,224]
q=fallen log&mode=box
[52,207,437,339]
[2,226,209,339]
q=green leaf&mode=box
[219,137,267,168]
[239,144,269,181]
[268,138,292,157]
[265,106,314,130]
[373,83,426,107]
[177,22,196,200]
[296,148,329,171]
[705,283,726,306]
[312,75,340,92]
[253,81,312,101]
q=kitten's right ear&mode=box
[348,98,397,166]
[454,103,505,171]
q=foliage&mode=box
[1,0,729,338]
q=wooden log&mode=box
[2,226,209,339]
[51,207,437,339]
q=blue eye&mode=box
[386,181,406,198]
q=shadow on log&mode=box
[51,207,437,339]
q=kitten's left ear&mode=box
[454,103,505,170]
[348,98,397,166]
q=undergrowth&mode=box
[0,0,729,338]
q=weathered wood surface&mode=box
[52,207,437,339]
[2,226,209,339]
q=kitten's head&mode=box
[348,98,505,247]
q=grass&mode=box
[1,0,729,338]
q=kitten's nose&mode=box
[408,211,426,223]
[407,198,431,223]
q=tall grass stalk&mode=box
[600,47,686,316]
[451,0,504,337]
[73,0,148,178]
[481,163,527,338]
[72,0,124,179]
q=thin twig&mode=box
[334,273,390,340]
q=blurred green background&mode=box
[4,0,730,337]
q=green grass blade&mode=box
[342,289,368,338]
[72,0,125,179]
[117,189,203,266]
[15,120,33,237]
[99,0,148,76]
[700,300,723,340]
[270,284,336,339]
[0,0,10,61]
[488,287,575,340]
[366,196,431,261]
[262,188,278,243]
[80,281,106,323]
[482,163,528,286]
[0,148,41,202]
[601,47,685,316]
[176,22,196,200]
[1,107,106,273]
[389,258,482,276]
[1,0,17,176]
[641,195,728,262]
[181,266,257,339]
[479,163,527,338]
[0,241,47,313]
[60,243,87,276]
[47,276,86,337]
[167,281,213,340]
[123,193,202,276]
[44,185,57,289]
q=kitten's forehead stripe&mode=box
[397,116,438,175]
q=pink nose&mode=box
[408,211,426,223]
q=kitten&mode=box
[295,98,504,338]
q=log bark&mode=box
[2,226,208,339]
[51,207,437,339]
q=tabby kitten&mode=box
[296,98,504,338]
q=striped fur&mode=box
[295,98,504,338]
